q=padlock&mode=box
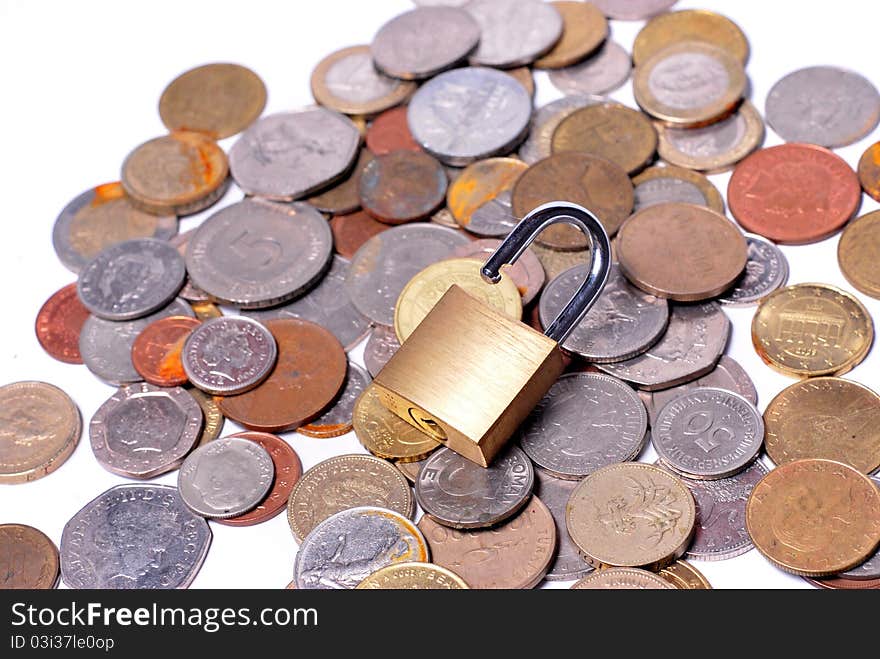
[372,202,612,467]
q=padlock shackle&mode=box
[481,201,612,344]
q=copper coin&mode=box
[552,103,658,175]
[307,149,374,215]
[632,8,749,66]
[218,318,347,432]
[728,144,860,245]
[366,106,422,155]
[452,238,546,306]
[217,432,303,527]
[329,210,390,259]
[131,316,202,387]
[418,496,557,589]
[447,157,528,234]
[511,152,634,250]
[359,150,447,224]
[838,210,880,299]
[35,283,89,364]
[858,141,880,202]
[121,131,229,216]
[533,1,608,70]
[159,63,267,139]
[617,202,748,301]
[0,524,59,589]
[804,575,880,590]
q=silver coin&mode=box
[371,7,479,80]
[719,235,788,306]
[591,0,678,20]
[60,484,211,589]
[169,230,211,303]
[182,317,277,395]
[840,478,880,580]
[548,40,631,97]
[79,297,194,385]
[466,190,519,238]
[90,383,202,479]
[598,302,729,391]
[408,67,532,166]
[465,0,563,68]
[519,94,605,164]
[766,66,880,148]
[633,177,713,213]
[345,223,469,326]
[77,238,185,321]
[364,325,401,377]
[415,445,534,529]
[177,437,274,519]
[540,263,669,363]
[644,355,757,427]
[640,46,740,117]
[519,373,648,480]
[294,506,428,589]
[652,387,764,480]
[315,46,414,115]
[186,199,333,309]
[229,108,360,200]
[533,469,593,581]
[299,363,371,434]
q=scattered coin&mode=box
[287,454,414,543]
[298,363,372,438]
[294,507,428,589]
[591,0,678,21]
[804,575,880,590]
[533,1,607,70]
[395,456,430,483]
[838,210,880,299]
[530,242,590,281]
[35,283,89,365]
[0,381,81,484]
[858,141,880,202]
[533,469,593,581]
[0,524,59,589]
[519,94,605,165]
[159,62,267,139]
[191,302,222,320]
[451,239,545,306]
[307,149,374,215]
[465,0,563,68]
[169,230,211,303]
[632,165,724,216]
[548,40,631,97]
[719,235,789,306]
[364,325,401,377]
[571,567,674,589]
[840,478,880,581]
[131,315,201,386]
[658,560,712,589]
[447,157,528,237]
[505,67,535,97]
[90,382,203,479]
[752,283,873,378]
[353,385,440,460]
[359,150,447,224]
[365,106,422,155]
[187,387,225,448]
[746,459,880,577]
[356,562,469,589]
[329,210,390,260]
[60,484,211,589]
[632,9,749,66]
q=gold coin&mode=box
[447,158,528,230]
[353,385,440,461]
[190,301,223,320]
[764,377,880,475]
[530,242,588,281]
[394,455,432,483]
[631,165,725,215]
[838,210,880,299]
[0,382,81,484]
[632,9,749,66]
[355,562,469,589]
[505,67,535,98]
[552,103,657,174]
[566,462,695,570]
[534,1,608,70]
[658,560,712,589]
[746,459,880,577]
[159,63,267,139]
[751,283,873,378]
[633,42,746,127]
[570,567,675,589]
[186,387,225,449]
[393,258,522,343]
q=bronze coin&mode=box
[804,575,880,590]
[838,210,880,299]
[159,63,267,139]
[365,106,422,155]
[35,283,89,364]
[307,149,374,215]
[511,152,634,250]
[451,238,546,306]
[858,141,880,202]
[187,387,225,448]
[131,316,202,387]
[552,103,658,175]
[329,210,391,259]
[658,560,713,589]
[121,131,229,216]
[533,1,608,70]
[217,432,303,527]
[632,9,749,66]
[191,301,223,321]
[0,524,59,589]
[616,202,748,301]
[218,318,347,432]
[359,150,447,224]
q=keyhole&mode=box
[407,407,447,442]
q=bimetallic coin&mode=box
[408,67,532,166]
[186,199,333,309]
[841,478,880,580]
[632,166,724,215]
[287,454,413,543]
[652,387,764,480]
[131,315,202,387]
[571,568,674,589]
[0,382,81,484]
[591,0,678,20]
[356,562,468,589]
[746,459,880,577]
[533,1,608,70]
[534,469,593,581]
[416,445,534,529]
[353,385,440,461]
[182,317,277,396]
[187,387,225,448]
[548,40,631,97]
[178,437,274,519]
[838,210,880,300]
[632,9,749,66]
[719,235,788,306]
[465,0,563,68]
[447,158,528,237]
[359,150,447,224]
[35,283,89,364]
[298,363,371,438]
[658,560,712,589]
[77,238,185,321]
[519,374,648,479]
[228,108,360,200]
[566,462,696,569]
[90,383,203,479]
[364,325,401,378]
[452,239,545,306]
[0,524,59,589]
[294,507,428,589]
[519,95,606,165]
[539,263,668,363]
[52,183,177,274]
[60,484,211,589]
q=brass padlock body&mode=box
[372,285,565,467]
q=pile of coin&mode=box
[3,0,880,591]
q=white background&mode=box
[1,0,878,590]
